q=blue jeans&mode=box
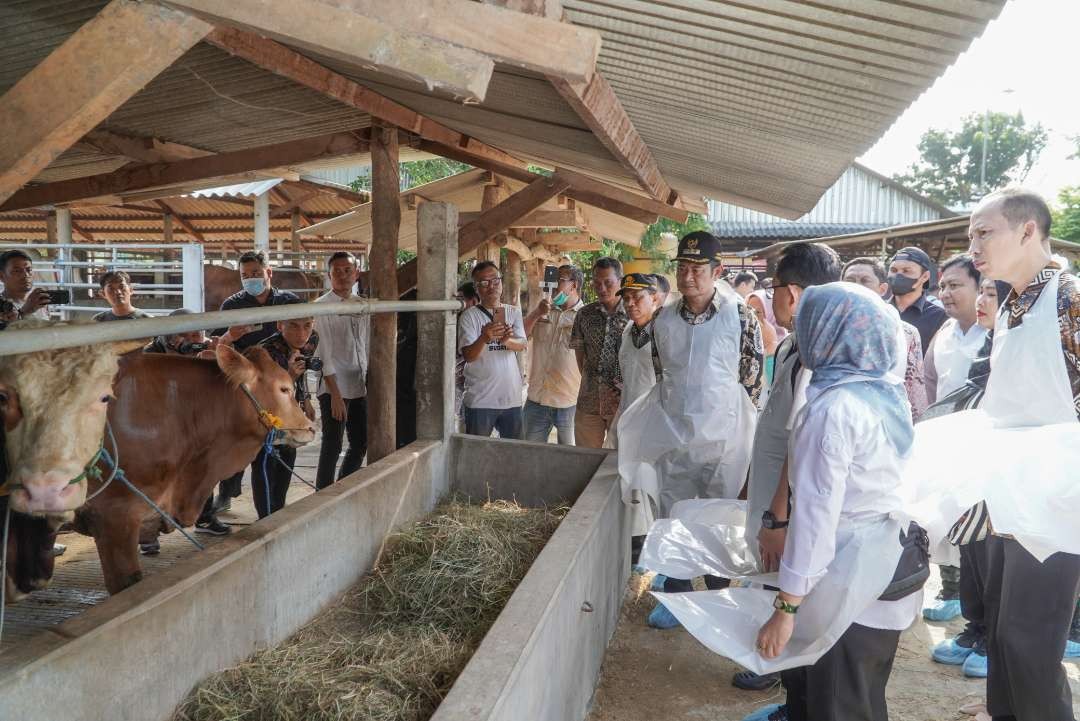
[463,405,524,439]
[523,400,575,445]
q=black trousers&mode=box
[316,394,367,490]
[251,445,296,519]
[984,536,1080,721]
[781,623,900,721]
[958,539,990,641]
[219,471,243,499]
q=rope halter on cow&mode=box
[0,443,106,499]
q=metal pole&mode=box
[0,299,463,356]
[181,243,205,312]
[56,208,73,321]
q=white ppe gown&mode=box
[615,322,660,535]
[617,286,757,518]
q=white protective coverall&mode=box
[617,284,757,519]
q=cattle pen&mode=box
[0,1,1009,719]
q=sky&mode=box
[857,0,1080,206]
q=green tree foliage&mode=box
[1052,187,1080,242]
[349,159,472,193]
[894,112,1048,207]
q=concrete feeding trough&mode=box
[0,435,627,721]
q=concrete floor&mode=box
[0,436,324,672]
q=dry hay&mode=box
[175,498,567,721]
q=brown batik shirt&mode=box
[569,301,629,417]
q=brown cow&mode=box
[1,324,143,601]
[203,264,323,312]
[72,344,316,593]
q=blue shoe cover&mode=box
[647,602,681,629]
[741,704,785,721]
[923,598,962,621]
[1065,640,1080,659]
[963,651,988,678]
[932,637,974,665]
[649,573,668,592]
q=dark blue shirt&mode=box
[214,288,301,351]
[894,293,947,356]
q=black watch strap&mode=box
[762,510,789,530]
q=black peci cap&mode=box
[675,231,724,264]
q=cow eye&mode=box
[281,386,290,394]
[100,394,113,403]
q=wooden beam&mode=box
[79,129,212,163]
[482,0,563,20]
[169,0,494,101]
[368,123,399,462]
[162,213,174,244]
[495,234,535,262]
[1,130,370,212]
[206,28,527,173]
[549,73,678,206]
[418,139,687,224]
[0,1,211,204]
[288,179,369,206]
[153,199,205,242]
[533,230,595,251]
[70,220,95,242]
[457,209,578,228]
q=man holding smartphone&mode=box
[0,249,52,321]
[458,260,527,438]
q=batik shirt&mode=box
[1003,261,1080,419]
[569,301,628,417]
[632,291,766,409]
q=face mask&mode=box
[242,277,267,296]
[552,291,569,307]
[887,273,919,296]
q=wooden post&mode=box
[476,181,504,264]
[162,213,174,243]
[505,250,521,306]
[290,208,302,260]
[416,202,459,443]
[368,122,400,462]
[45,211,57,244]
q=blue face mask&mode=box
[552,291,569,307]
[242,277,267,296]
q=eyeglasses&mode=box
[475,277,503,288]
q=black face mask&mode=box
[887,273,920,296]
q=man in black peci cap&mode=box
[887,246,947,354]
[617,231,764,628]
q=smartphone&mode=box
[45,289,71,305]
[493,305,506,326]
[543,265,560,285]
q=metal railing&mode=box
[0,298,463,357]
[0,243,205,316]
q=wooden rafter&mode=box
[168,0,494,101]
[78,129,212,163]
[289,179,369,206]
[456,209,578,228]
[549,73,679,206]
[205,27,528,174]
[0,1,211,204]
[153,199,204,242]
[419,139,688,224]
[0,129,370,212]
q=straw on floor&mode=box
[175,498,567,721]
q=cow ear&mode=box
[110,340,149,356]
[0,382,23,431]
[215,344,258,387]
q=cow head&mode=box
[216,344,316,447]
[1,330,145,517]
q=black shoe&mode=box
[52,543,67,557]
[212,495,232,514]
[195,517,231,536]
[140,541,160,556]
[732,669,781,691]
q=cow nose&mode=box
[9,471,85,515]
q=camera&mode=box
[301,355,323,372]
[177,341,210,355]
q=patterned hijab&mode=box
[795,282,914,456]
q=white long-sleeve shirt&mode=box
[313,290,370,400]
[780,384,921,630]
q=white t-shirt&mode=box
[458,304,526,410]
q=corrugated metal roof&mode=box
[710,164,951,229]
[712,222,884,240]
[189,179,283,198]
[4,0,1002,218]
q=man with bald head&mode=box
[964,187,1080,721]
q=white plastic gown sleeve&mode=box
[900,268,1080,562]
[617,288,756,518]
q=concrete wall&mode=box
[435,454,628,721]
[450,434,611,507]
[0,440,449,721]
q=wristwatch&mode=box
[761,510,789,530]
[773,596,799,615]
